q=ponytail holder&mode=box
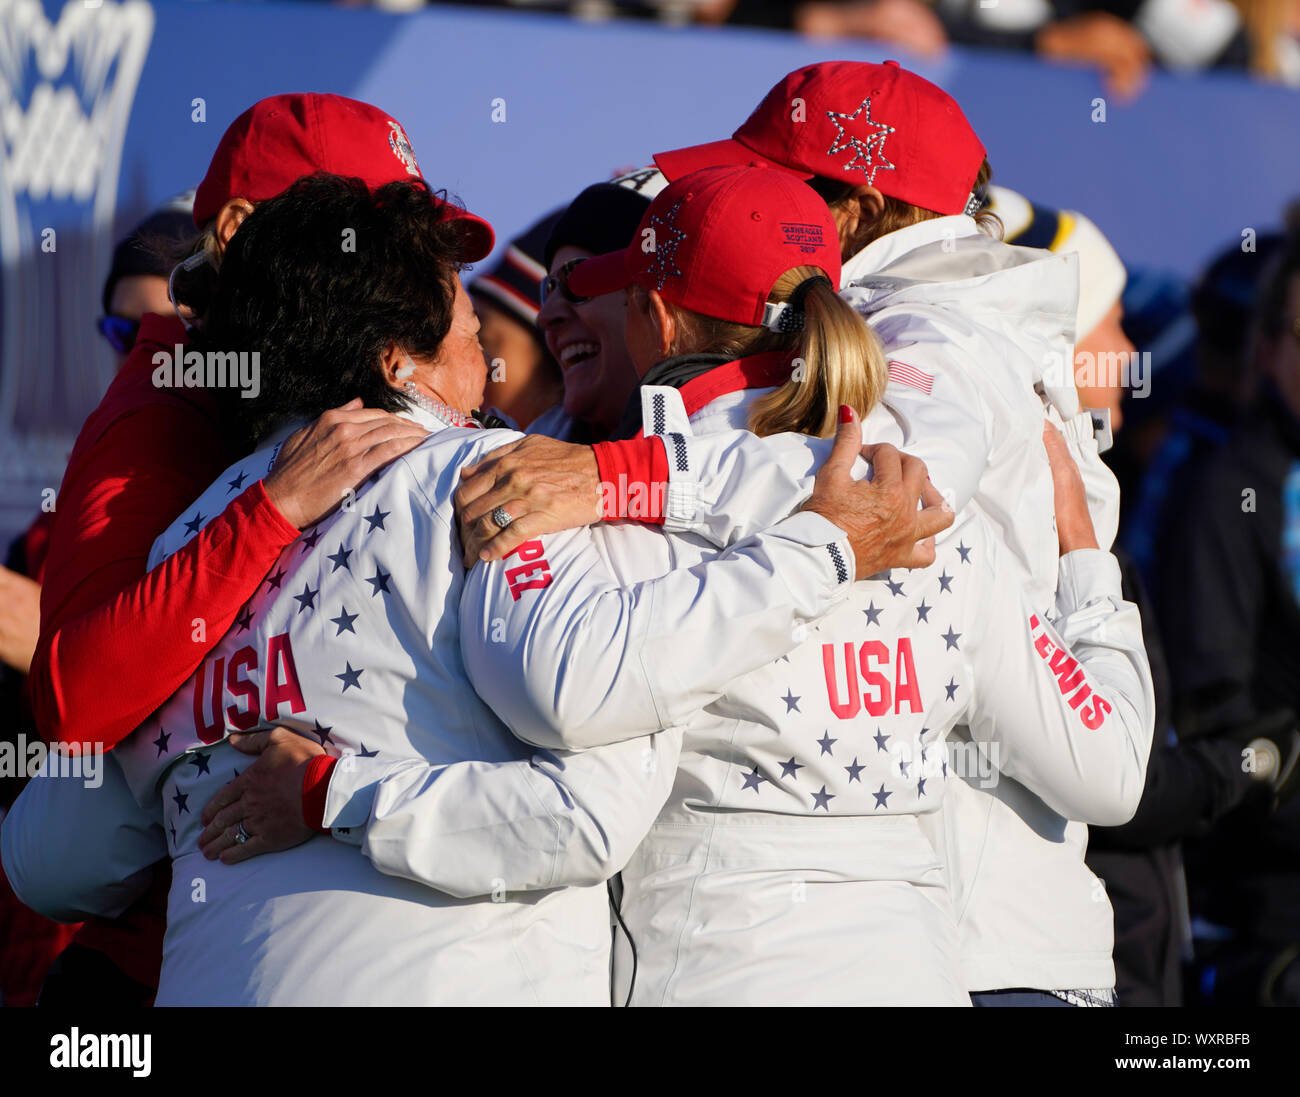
[761,274,832,333]
[789,274,831,311]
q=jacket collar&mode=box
[671,350,796,420]
[618,350,795,440]
[839,214,982,289]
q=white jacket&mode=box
[1,407,857,1006]
[463,379,1153,1005]
[615,218,1130,992]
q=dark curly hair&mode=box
[198,173,478,446]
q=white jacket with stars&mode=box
[619,217,1132,994]
[1,406,855,1006]
[462,378,1153,1006]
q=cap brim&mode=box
[567,249,632,298]
[437,202,495,263]
[653,138,813,182]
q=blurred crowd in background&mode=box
[343,0,1300,93]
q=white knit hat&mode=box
[1064,210,1128,339]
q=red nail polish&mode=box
[839,405,852,424]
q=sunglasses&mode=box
[97,314,140,354]
[540,257,591,306]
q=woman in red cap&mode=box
[454,166,1154,1005]
[21,94,448,1004]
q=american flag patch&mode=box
[887,360,934,395]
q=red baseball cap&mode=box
[194,93,494,259]
[568,165,841,328]
[654,61,986,218]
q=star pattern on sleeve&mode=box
[335,662,364,692]
[183,512,205,536]
[364,566,392,597]
[293,583,319,614]
[226,470,247,494]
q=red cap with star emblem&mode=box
[568,165,840,327]
[194,93,493,258]
[653,61,986,218]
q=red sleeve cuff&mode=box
[302,754,338,834]
[591,437,669,524]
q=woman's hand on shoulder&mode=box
[264,399,429,529]
[802,407,953,579]
[454,435,601,567]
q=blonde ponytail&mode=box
[747,267,888,438]
[656,264,888,438]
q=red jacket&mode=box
[31,313,300,749]
[25,313,300,990]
